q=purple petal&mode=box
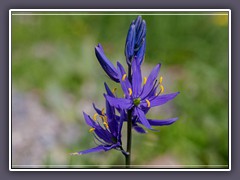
[147,117,178,126]
[105,94,133,110]
[105,100,118,136]
[141,64,161,98]
[133,124,147,134]
[136,20,146,46]
[117,62,132,96]
[135,108,152,129]
[132,58,142,97]
[136,38,146,64]
[125,24,136,62]
[104,82,115,97]
[92,103,102,115]
[95,44,119,82]
[134,16,142,31]
[117,110,125,142]
[94,128,112,144]
[103,144,119,151]
[83,112,96,127]
[72,145,105,155]
[149,92,180,107]
[106,100,114,120]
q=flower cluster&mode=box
[71,16,179,157]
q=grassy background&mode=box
[12,12,229,168]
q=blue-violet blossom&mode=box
[70,100,127,155]
[105,58,179,130]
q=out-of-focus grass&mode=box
[12,13,229,168]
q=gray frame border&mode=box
[1,0,239,179]
[8,9,231,172]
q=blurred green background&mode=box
[11,12,229,168]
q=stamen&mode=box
[89,128,95,133]
[104,115,107,122]
[122,74,127,81]
[99,115,104,122]
[143,77,147,85]
[128,88,133,96]
[159,76,163,84]
[93,113,98,121]
[103,122,109,129]
[112,87,117,94]
[99,115,107,123]
[146,99,151,108]
[160,85,164,93]
[101,108,105,115]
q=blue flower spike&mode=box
[71,15,179,163]
[125,16,146,65]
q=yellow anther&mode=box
[99,115,104,121]
[89,128,95,133]
[93,113,98,121]
[122,74,127,81]
[160,85,164,93]
[128,88,133,96]
[143,77,147,85]
[112,87,117,94]
[103,122,109,129]
[101,108,105,115]
[104,115,107,122]
[146,99,151,108]
[159,76,163,84]
[100,115,107,122]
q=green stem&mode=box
[126,109,132,168]
[126,65,132,168]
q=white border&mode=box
[9,9,231,172]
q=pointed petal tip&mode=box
[172,117,179,121]
[96,43,102,48]
[174,92,180,96]
[95,43,101,50]
[136,15,142,21]
[130,24,136,29]
[103,82,108,87]
[116,61,123,68]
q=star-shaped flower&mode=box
[105,58,179,129]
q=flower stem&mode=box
[126,108,132,168]
[126,65,132,168]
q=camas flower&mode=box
[125,16,146,65]
[105,58,179,129]
[70,100,127,155]
[104,79,178,133]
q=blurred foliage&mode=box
[12,12,229,168]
